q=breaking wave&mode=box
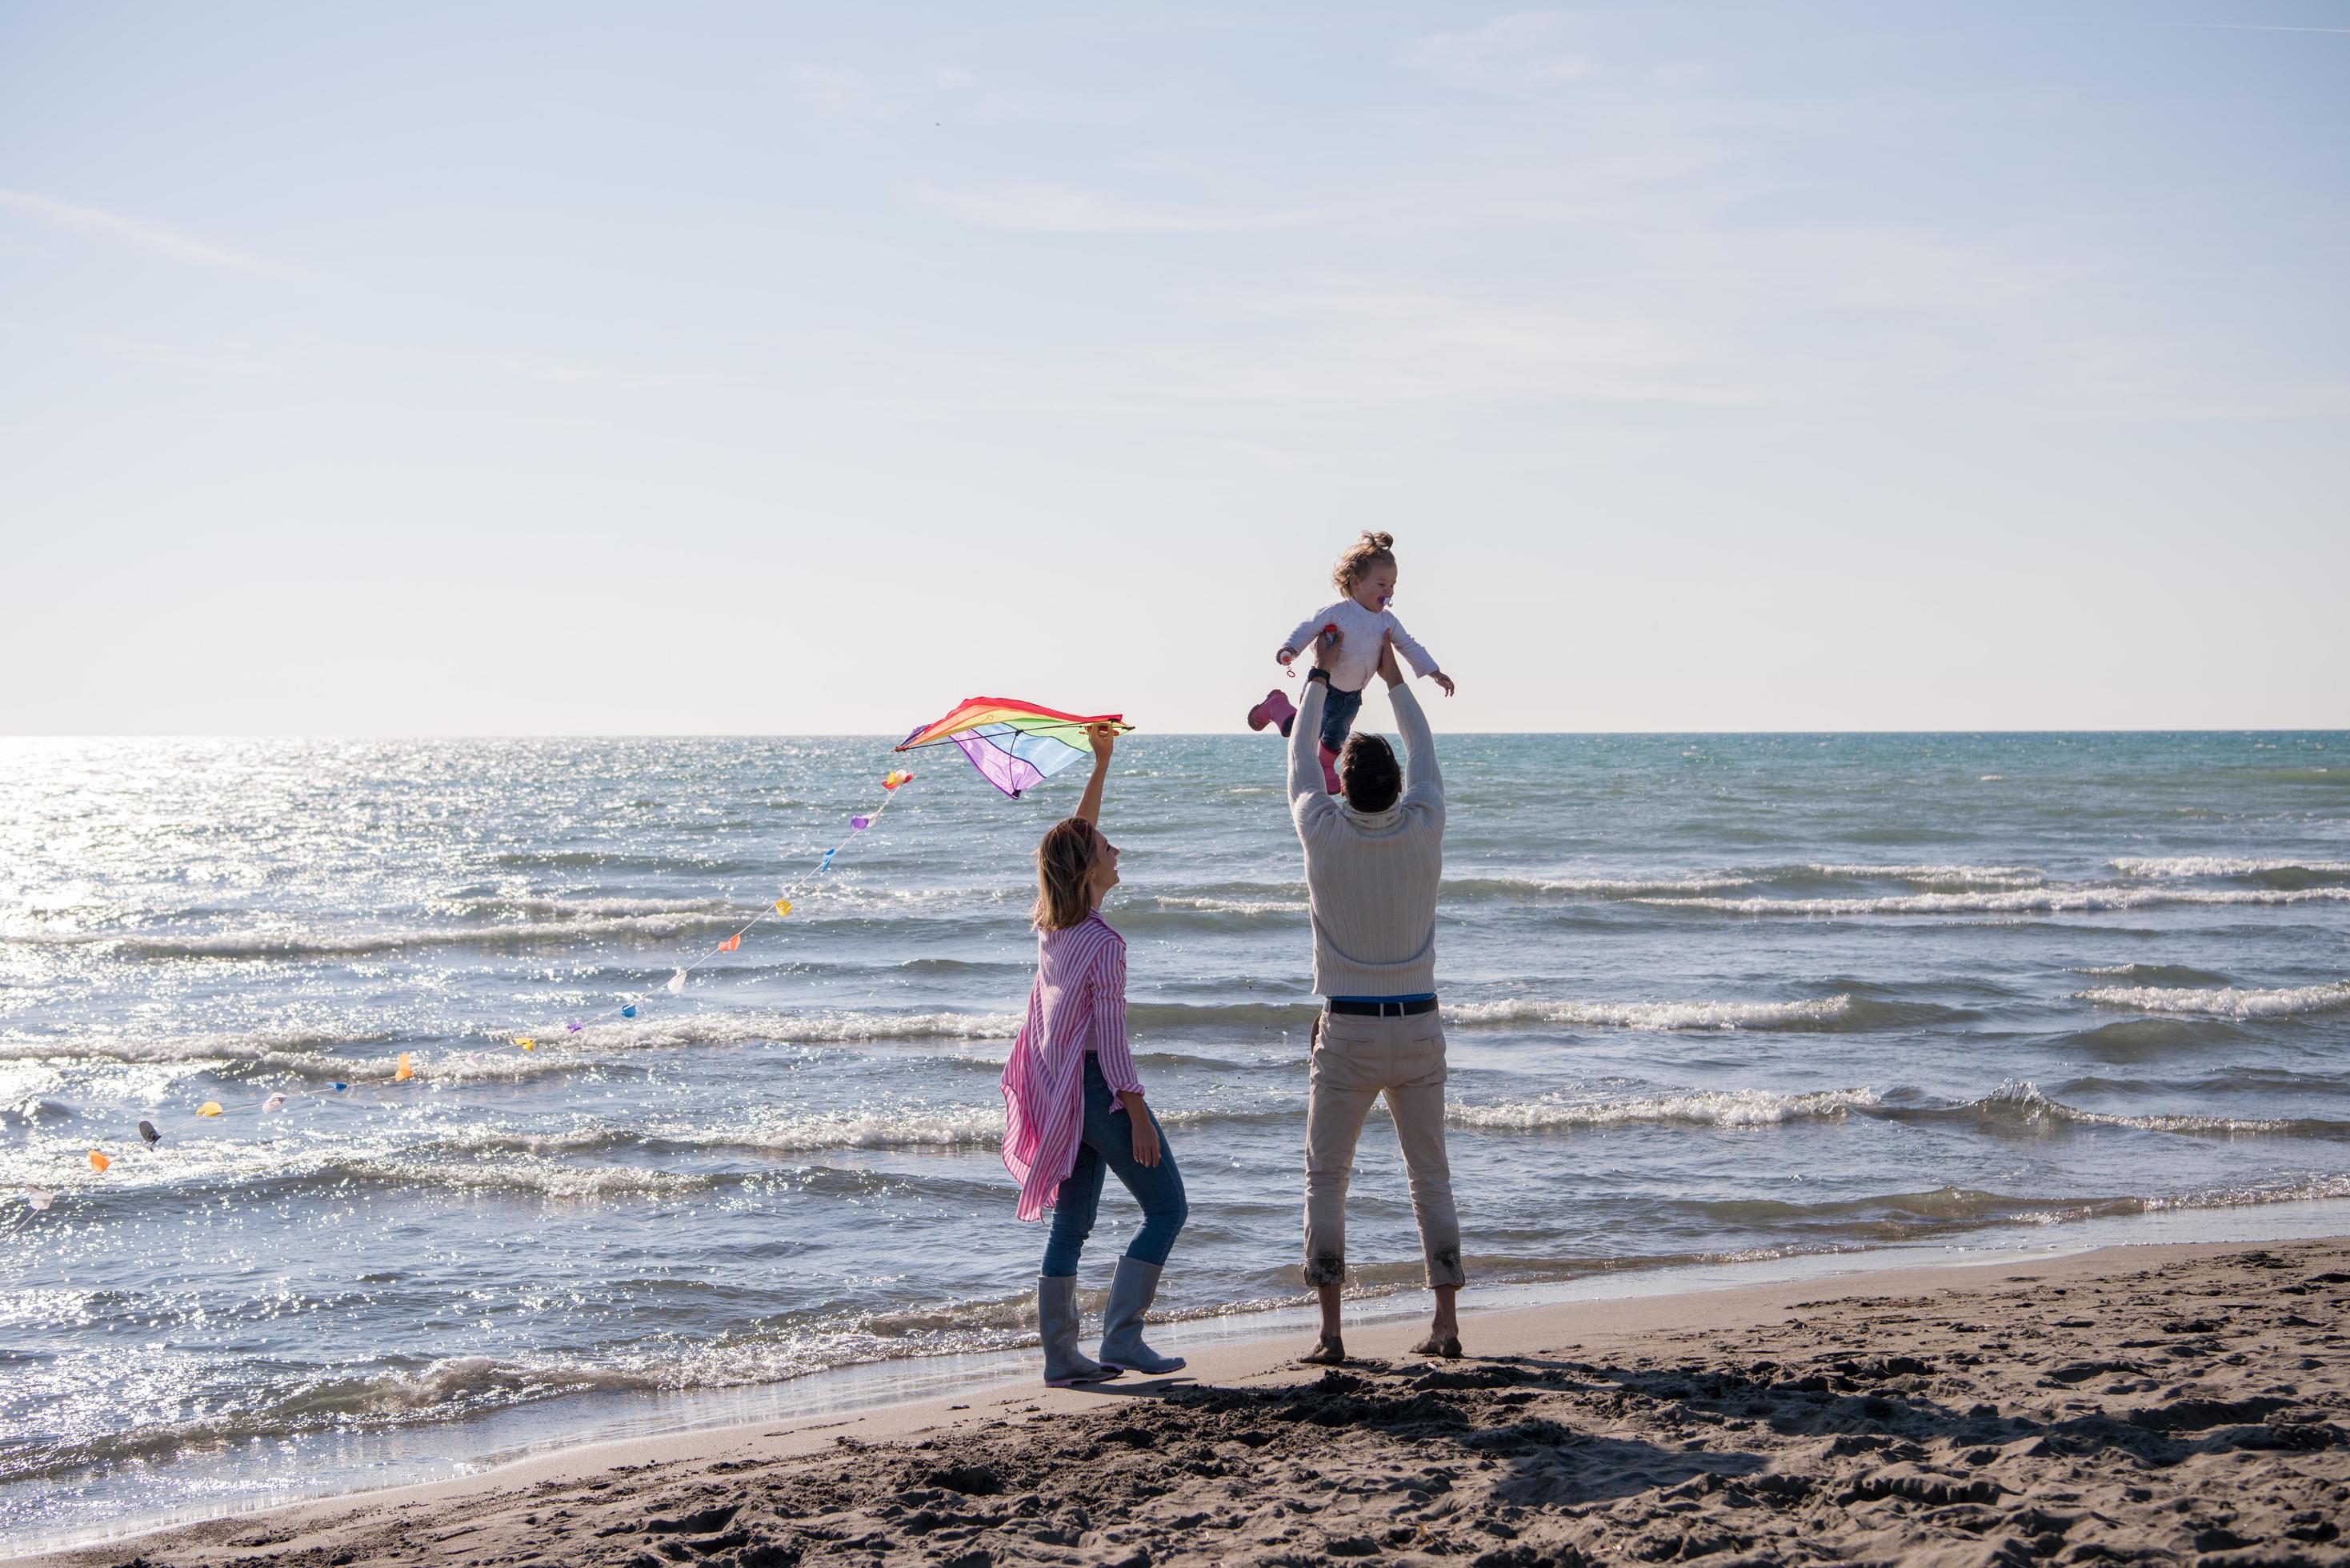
[59,914,736,961]
[1800,863,2041,885]
[2074,963,2235,986]
[2076,982,2350,1020]
[1145,894,1310,916]
[0,1027,402,1067]
[566,1010,1024,1048]
[678,1106,1003,1155]
[0,1011,1025,1079]
[442,1110,1009,1161]
[1641,886,2350,917]
[1451,1078,2350,1142]
[1443,996,1857,1031]
[1448,874,1760,897]
[442,894,737,919]
[1928,1079,2350,1140]
[1441,865,2040,899]
[332,1154,727,1198]
[2111,857,2350,878]
[1449,1086,1881,1131]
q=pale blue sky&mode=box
[3,2,2344,734]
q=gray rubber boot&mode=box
[1098,1256,1187,1374]
[1038,1276,1119,1388]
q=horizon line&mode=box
[6,727,2347,742]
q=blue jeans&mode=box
[1317,684,1363,753]
[1041,1057,1187,1276]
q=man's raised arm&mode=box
[1290,674,1333,827]
[1380,634,1443,810]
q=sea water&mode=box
[4,731,2348,1546]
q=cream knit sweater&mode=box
[1288,678,1444,998]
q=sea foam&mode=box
[2110,857,2350,878]
[1643,886,2350,917]
[2075,982,2350,1020]
[1449,1086,1880,1130]
[1950,1079,2350,1138]
[1802,863,2042,885]
[1443,997,1856,1031]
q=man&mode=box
[1287,626,1463,1363]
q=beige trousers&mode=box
[1301,1007,1466,1289]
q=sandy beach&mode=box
[19,1236,2348,1567]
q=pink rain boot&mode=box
[1320,745,1342,795]
[1247,688,1297,737]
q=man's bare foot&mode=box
[1411,1333,1463,1359]
[1299,1334,1347,1366]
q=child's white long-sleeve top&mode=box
[1281,600,1439,693]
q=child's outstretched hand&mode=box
[1086,722,1119,761]
[1275,647,1296,666]
[1431,671,1457,698]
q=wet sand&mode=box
[20,1238,2350,1566]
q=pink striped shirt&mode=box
[999,911,1144,1222]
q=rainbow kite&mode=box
[897,697,1132,799]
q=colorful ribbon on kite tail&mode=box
[17,768,919,1218]
[501,767,917,1054]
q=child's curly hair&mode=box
[1332,530,1398,594]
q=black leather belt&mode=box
[1326,996,1439,1018]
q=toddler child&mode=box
[1247,531,1455,792]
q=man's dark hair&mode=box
[1339,734,1402,813]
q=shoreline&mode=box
[16,1232,2350,1566]
[17,1194,2350,1556]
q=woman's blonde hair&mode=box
[1032,816,1099,930]
[1333,530,1398,594]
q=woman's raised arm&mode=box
[1071,722,1118,826]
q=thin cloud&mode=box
[857,288,1768,412]
[101,338,287,377]
[916,179,1313,234]
[785,62,975,123]
[2160,22,2350,34]
[0,188,306,277]
[1150,287,1764,407]
[786,63,900,121]
[477,356,715,392]
[1407,12,1595,96]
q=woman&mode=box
[999,723,1188,1386]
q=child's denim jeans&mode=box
[1317,684,1363,753]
